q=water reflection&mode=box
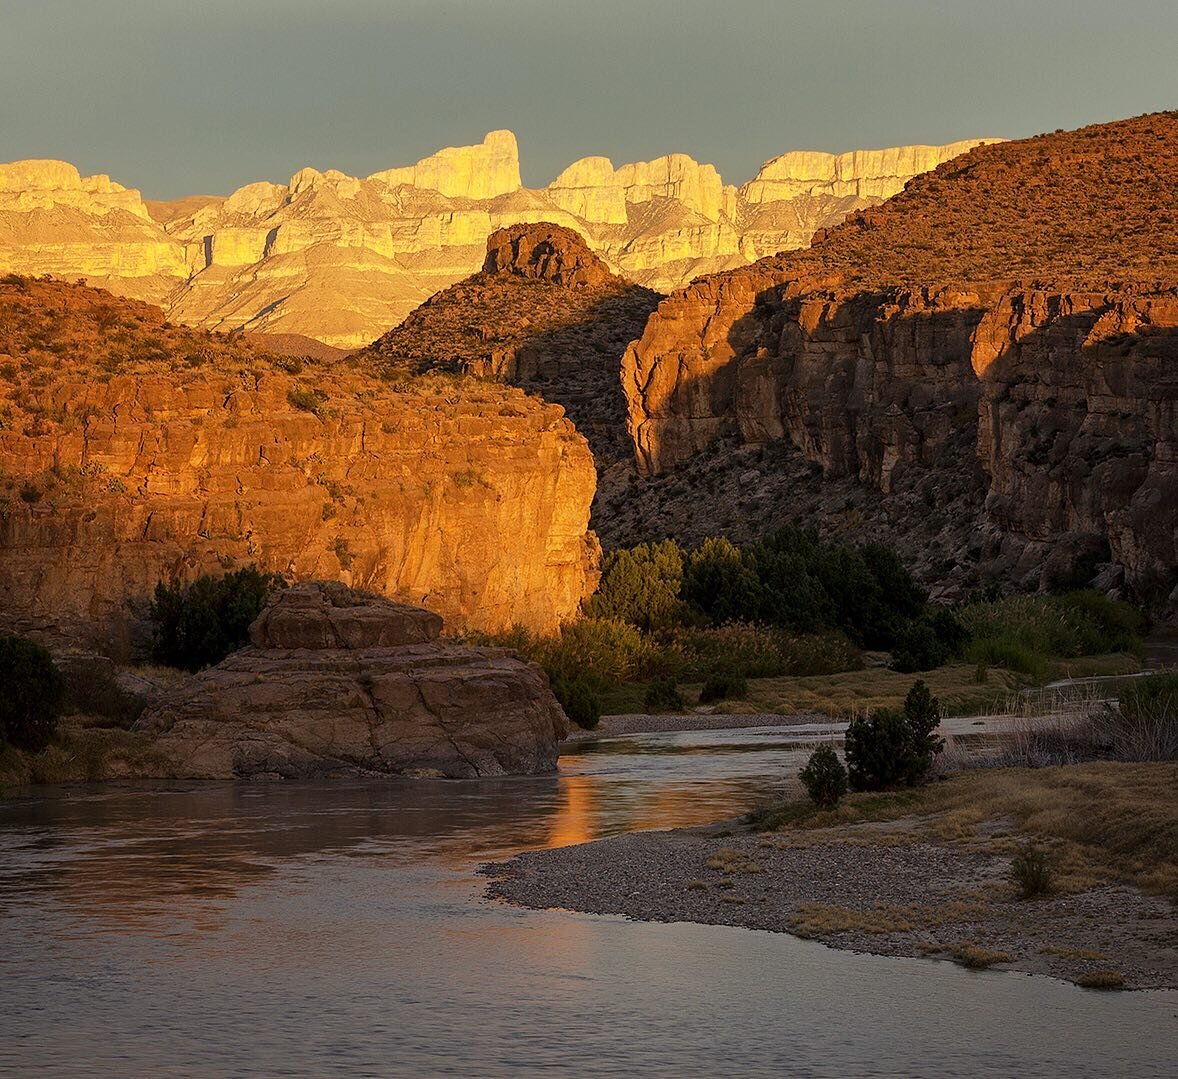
[1,726,1175,1077]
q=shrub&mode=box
[150,566,286,671]
[644,679,685,713]
[1096,673,1178,761]
[799,745,848,807]
[844,709,913,790]
[845,681,943,790]
[1009,843,1053,897]
[698,668,748,704]
[538,618,650,688]
[552,676,601,730]
[0,636,63,752]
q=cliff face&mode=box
[0,279,597,655]
[622,114,1178,608]
[0,133,995,348]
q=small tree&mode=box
[799,745,848,807]
[844,681,944,791]
[699,667,748,704]
[903,679,944,783]
[0,636,64,752]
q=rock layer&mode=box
[622,113,1178,608]
[137,581,567,779]
[0,278,598,655]
[0,134,995,347]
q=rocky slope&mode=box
[365,222,660,476]
[621,113,1178,609]
[138,581,567,779]
[0,132,995,347]
[0,277,597,655]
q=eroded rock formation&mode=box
[137,581,567,779]
[622,113,1178,609]
[0,278,598,655]
[0,133,995,347]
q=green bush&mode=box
[585,540,687,631]
[799,744,848,807]
[644,679,685,713]
[150,566,287,671]
[0,636,63,752]
[537,618,651,688]
[844,681,943,790]
[553,676,601,730]
[959,591,1144,678]
[698,668,748,704]
[1009,843,1053,898]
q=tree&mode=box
[585,540,687,631]
[0,636,63,752]
[903,679,944,782]
[150,566,286,671]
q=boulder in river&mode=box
[137,581,567,779]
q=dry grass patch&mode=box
[742,663,1023,718]
[704,847,763,874]
[951,943,1013,970]
[754,763,1178,901]
[788,903,916,938]
[1076,970,1125,990]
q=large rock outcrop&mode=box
[622,113,1178,609]
[0,278,598,656]
[366,223,660,481]
[0,133,995,348]
[137,581,567,779]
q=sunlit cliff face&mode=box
[0,133,996,348]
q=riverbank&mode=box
[485,762,1178,990]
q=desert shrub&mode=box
[1009,842,1053,897]
[698,668,748,704]
[286,386,332,419]
[537,618,650,688]
[585,540,688,631]
[844,681,943,790]
[59,658,144,728]
[552,676,601,730]
[1096,673,1178,761]
[799,745,848,807]
[0,636,63,752]
[150,566,287,671]
[644,679,685,713]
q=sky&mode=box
[2,0,1176,199]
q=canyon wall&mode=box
[0,279,598,655]
[0,132,996,348]
[622,114,1178,607]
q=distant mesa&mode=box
[0,131,999,348]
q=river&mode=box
[1,724,1174,1077]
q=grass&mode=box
[1076,971,1125,990]
[950,943,1013,970]
[750,763,1178,901]
[737,662,1024,717]
[788,903,914,937]
[0,724,164,793]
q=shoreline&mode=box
[562,711,835,741]
[483,769,1178,991]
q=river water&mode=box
[1,725,1175,1077]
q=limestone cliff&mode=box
[0,133,995,348]
[0,278,598,655]
[621,113,1178,609]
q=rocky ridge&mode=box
[137,581,568,779]
[0,132,996,347]
[0,277,598,655]
[365,222,660,478]
[621,113,1178,608]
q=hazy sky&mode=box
[3,0,1176,199]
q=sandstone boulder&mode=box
[137,582,568,780]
